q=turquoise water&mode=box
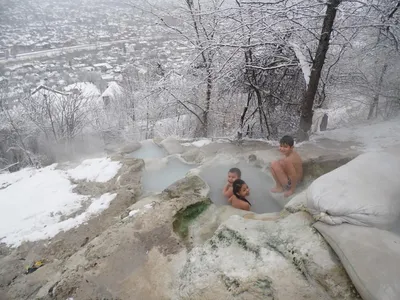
[141,157,194,192]
[198,161,282,213]
[132,140,282,213]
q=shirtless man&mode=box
[270,135,303,198]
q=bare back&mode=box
[229,195,251,211]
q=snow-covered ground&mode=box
[0,158,121,247]
[67,158,121,182]
[313,117,400,151]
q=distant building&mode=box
[30,82,102,109]
[29,85,70,112]
[101,74,114,82]
[65,82,101,98]
[98,81,123,107]
[93,63,113,72]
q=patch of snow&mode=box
[17,193,116,246]
[126,203,154,220]
[290,42,311,86]
[0,162,117,247]
[143,203,154,209]
[0,167,36,189]
[182,139,212,147]
[192,139,212,147]
[313,117,400,151]
[86,193,116,214]
[67,158,121,182]
[129,209,140,217]
[0,166,75,245]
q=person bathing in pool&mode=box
[222,167,241,198]
[270,135,303,198]
[228,179,251,211]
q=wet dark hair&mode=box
[229,167,241,178]
[280,135,294,147]
[232,179,246,199]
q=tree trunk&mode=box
[202,64,212,137]
[368,63,387,120]
[44,94,58,141]
[238,92,252,140]
[298,0,341,139]
[185,0,213,138]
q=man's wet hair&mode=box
[229,167,241,178]
[280,135,294,147]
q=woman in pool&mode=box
[229,179,251,211]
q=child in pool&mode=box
[229,179,251,211]
[270,135,303,198]
[222,167,241,198]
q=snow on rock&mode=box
[0,165,85,246]
[67,158,121,182]
[5,193,116,247]
[314,117,400,151]
[86,193,116,214]
[191,139,212,147]
[128,209,140,217]
[0,161,119,247]
[182,139,212,147]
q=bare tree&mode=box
[128,0,228,137]
[297,0,342,140]
[0,83,34,167]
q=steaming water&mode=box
[141,157,194,192]
[392,218,400,237]
[127,140,166,159]
[199,161,282,213]
[130,140,282,212]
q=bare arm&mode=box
[223,183,233,198]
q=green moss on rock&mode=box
[173,199,211,239]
